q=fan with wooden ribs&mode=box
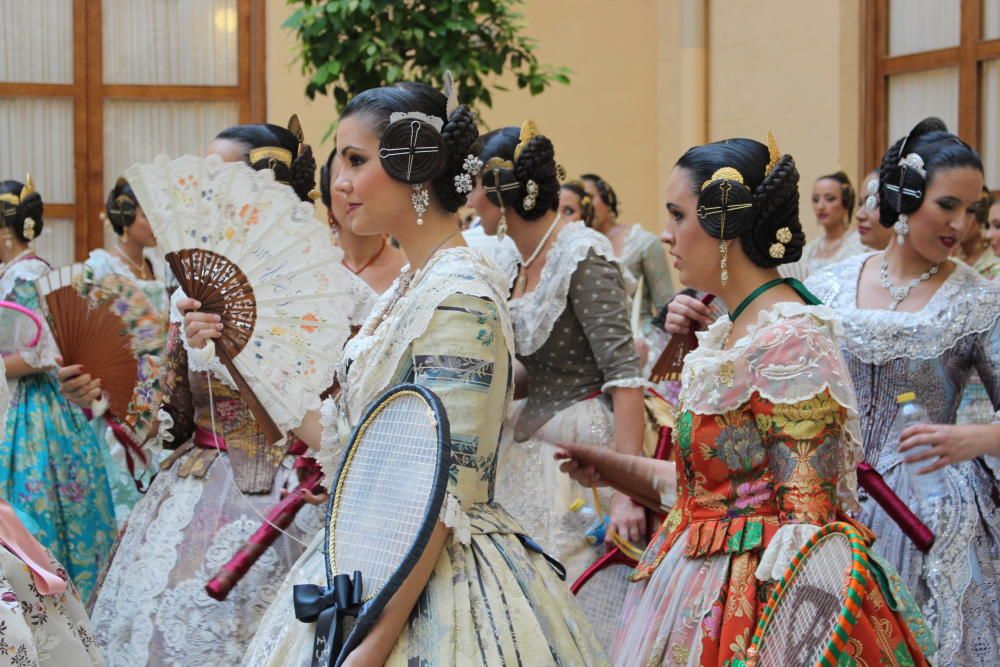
[124,153,360,444]
[36,265,166,436]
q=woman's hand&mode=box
[178,298,223,350]
[554,446,606,487]
[55,356,101,408]
[609,491,647,544]
[900,423,999,473]
[665,293,714,335]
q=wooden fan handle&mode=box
[213,344,284,445]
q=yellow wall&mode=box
[266,0,862,266]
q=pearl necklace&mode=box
[516,213,562,293]
[879,252,940,311]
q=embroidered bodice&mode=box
[634,302,862,580]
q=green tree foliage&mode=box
[283,0,571,114]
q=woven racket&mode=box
[293,383,451,666]
[747,522,872,667]
[124,154,357,444]
[36,264,164,432]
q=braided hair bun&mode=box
[0,179,44,244]
[478,125,561,222]
[434,105,480,212]
[215,121,316,203]
[676,137,803,269]
[105,178,138,236]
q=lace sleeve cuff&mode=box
[314,397,347,487]
[754,523,821,581]
[156,408,175,445]
[601,377,648,393]
[440,492,472,545]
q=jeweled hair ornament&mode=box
[765,131,781,177]
[514,120,540,162]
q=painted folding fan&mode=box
[124,154,357,443]
[36,265,166,436]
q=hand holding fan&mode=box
[648,292,715,384]
[293,384,450,667]
[36,264,164,434]
[124,154,356,444]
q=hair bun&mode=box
[512,135,559,220]
[289,143,317,202]
[379,116,448,184]
[696,176,757,240]
[742,153,803,267]
[433,105,480,212]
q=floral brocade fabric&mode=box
[613,302,930,667]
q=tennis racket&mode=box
[293,383,451,667]
[0,301,43,349]
[747,522,872,667]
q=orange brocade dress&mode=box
[611,302,934,667]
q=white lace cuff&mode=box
[440,493,472,545]
[601,376,648,393]
[314,397,346,488]
[156,408,175,445]
[754,523,821,581]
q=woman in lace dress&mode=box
[782,171,865,280]
[234,83,605,666]
[69,178,174,529]
[804,118,1000,666]
[58,123,373,667]
[560,136,931,666]
[466,126,648,581]
[0,179,116,603]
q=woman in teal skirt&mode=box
[0,177,116,601]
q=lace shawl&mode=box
[497,221,624,355]
[680,301,863,512]
[807,252,1000,364]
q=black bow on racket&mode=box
[293,571,363,665]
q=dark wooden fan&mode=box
[648,293,716,383]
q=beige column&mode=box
[679,0,708,148]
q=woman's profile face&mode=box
[812,178,847,229]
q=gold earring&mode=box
[122,227,129,242]
[497,207,508,241]
[719,240,729,286]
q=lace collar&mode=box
[682,300,861,512]
[0,257,50,300]
[806,252,1000,364]
[88,248,171,287]
[497,220,619,355]
[621,224,657,264]
[338,246,515,424]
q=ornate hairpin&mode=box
[388,111,444,132]
[765,131,781,177]
[769,226,793,259]
[454,154,483,194]
[248,147,293,169]
[898,152,926,178]
[514,120,540,161]
[523,180,539,211]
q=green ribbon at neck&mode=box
[727,277,822,323]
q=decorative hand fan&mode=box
[124,154,355,444]
[747,522,872,667]
[648,292,715,383]
[293,383,450,667]
[36,265,165,435]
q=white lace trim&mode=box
[156,408,175,445]
[440,492,472,545]
[336,246,515,426]
[620,225,658,265]
[806,252,1000,364]
[315,396,346,487]
[681,301,862,513]
[601,377,648,393]
[754,523,821,580]
[1,258,60,369]
[498,221,622,355]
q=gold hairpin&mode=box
[701,167,744,190]
[765,131,781,176]
[514,120,540,161]
[249,147,293,168]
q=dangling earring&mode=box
[411,184,429,226]
[122,227,129,243]
[894,214,909,245]
[497,206,508,241]
[719,240,729,286]
[3,229,12,250]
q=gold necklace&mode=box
[115,245,151,280]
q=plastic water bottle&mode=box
[568,498,609,546]
[893,392,946,501]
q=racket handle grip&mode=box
[857,462,935,553]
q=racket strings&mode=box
[575,563,633,650]
[332,394,440,599]
[757,533,853,666]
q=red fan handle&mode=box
[205,448,323,601]
[856,462,934,553]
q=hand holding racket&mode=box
[293,383,451,667]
